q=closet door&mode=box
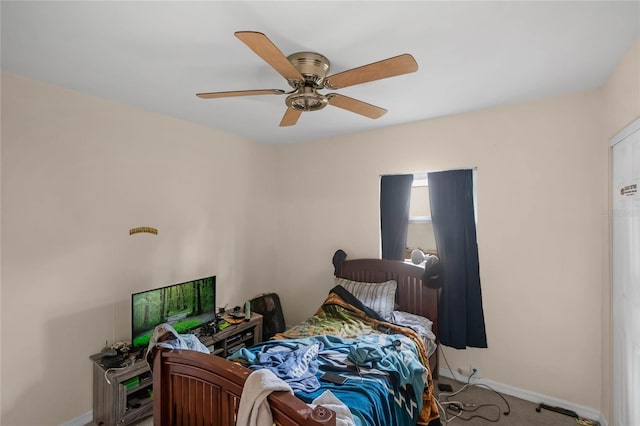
[611,118,640,426]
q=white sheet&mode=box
[390,310,437,357]
[310,390,356,426]
[236,369,292,426]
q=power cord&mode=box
[103,358,137,384]
[435,348,511,423]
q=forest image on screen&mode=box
[131,276,216,350]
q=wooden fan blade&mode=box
[324,54,418,89]
[235,31,303,82]
[279,108,302,127]
[196,89,285,99]
[327,94,387,119]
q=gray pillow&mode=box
[335,277,397,320]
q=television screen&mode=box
[131,276,216,351]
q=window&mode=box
[406,173,437,259]
[382,169,486,348]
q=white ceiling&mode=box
[2,1,639,145]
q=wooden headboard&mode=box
[333,249,439,377]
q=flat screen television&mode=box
[131,275,216,352]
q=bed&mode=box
[152,250,441,426]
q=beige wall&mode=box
[276,90,605,409]
[603,38,640,139]
[0,72,278,425]
[600,37,640,424]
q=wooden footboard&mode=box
[152,349,336,426]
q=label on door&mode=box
[620,183,638,197]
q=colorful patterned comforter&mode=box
[232,286,440,425]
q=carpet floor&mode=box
[434,376,595,426]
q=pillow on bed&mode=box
[390,310,437,357]
[335,277,397,320]
[390,310,433,331]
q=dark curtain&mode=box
[428,169,487,349]
[380,174,413,260]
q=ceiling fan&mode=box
[196,31,419,127]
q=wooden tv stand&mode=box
[89,313,263,425]
[89,355,153,426]
[199,313,263,357]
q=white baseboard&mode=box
[438,368,608,426]
[59,410,92,426]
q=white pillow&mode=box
[390,310,437,357]
[335,277,397,320]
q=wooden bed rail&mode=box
[152,349,336,426]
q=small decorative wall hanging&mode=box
[129,227,158,235]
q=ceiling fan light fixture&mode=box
[285,90,328,112]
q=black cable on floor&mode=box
[435,348,511,423]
